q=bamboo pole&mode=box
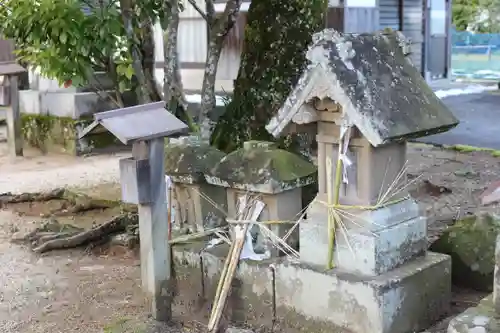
[207,225,248,333]
[326,135,345,270]
[207,236,236,323]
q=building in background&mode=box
[153,0,453,92]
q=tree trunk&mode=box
[199,37,224,140]
[162,0,198,131]
[197,0,243,141]
[120,0,151,104]
[211,0,327,152]
[141,22,162,102]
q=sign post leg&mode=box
[133,138,172,321]
[6,76,23,157]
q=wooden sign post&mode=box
[0,39,26,157]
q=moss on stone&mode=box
[210,140,317,187]
[21,113,121,155]
[429,213,500,291]
[164,139,226,178]
[210,0,327,153]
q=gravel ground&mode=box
[0,137,125,194]
[0,135,194,333]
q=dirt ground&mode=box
[1,134,499,332]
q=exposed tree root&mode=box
[4,189,140,253]
[0,188,66,207]
[32,213,138,253]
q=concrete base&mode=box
[301,198,426,275]
[19,89,116,119]
[172,241,451,333]
[448,295,499,333]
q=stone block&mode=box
[20,90,116,119]
[448,295,498,333]
[301,198,426,273]
[172,243,451,333]
[334,216,427,275]
[19,90,41,115]
[226,187,301,256]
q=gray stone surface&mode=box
[302,197,427,275]
[206,140,317,194]
[165,136,226,182]
[173,241,451,333]
[19,90,116,119]
[267,29,459,146]
[430,213,500,292]
[448,296,499,333]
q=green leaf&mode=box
[59,32,67,44]
[125,65,134,80]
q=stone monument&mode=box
[165,136,228,233]
[206,140,317,257]
[265,29,459,333]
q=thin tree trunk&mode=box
[120,0,151,104]
[142,22,162,101]
[199,37,224,140]
[163,0,196,130]
[163,0,182,107]
[198,0,243,141]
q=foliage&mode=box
[453,0,500,32]
[211,0,327,152]
[0,0,164,96]
[452,0,480,31]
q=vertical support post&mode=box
[132,138,172,321]
[6,75,23,157]
[494,235,500,313]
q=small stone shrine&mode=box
[165,136,228,233]
[265,29,459,333]
[206,140,317,257]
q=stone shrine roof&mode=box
[266,29,459,147]
[165,136,226,182]
[205,141,317,194]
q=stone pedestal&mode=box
[300,195,451,333]
[226,187,302,256]
[171,180,228,232]
[173,240,451,333]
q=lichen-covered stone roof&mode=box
[266,29,459,147]
[165,136,226,182]
[205,141,317,194]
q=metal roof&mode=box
[0,39,26,76]
[79,102,189,144]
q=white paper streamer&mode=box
[338,123,353,184]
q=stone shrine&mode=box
[165,136,228,233]
[206,140,317,257]
[265,29,459,333]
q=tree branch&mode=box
[215,0,243,39]
[187,0,209,22]
[205,0,215,25]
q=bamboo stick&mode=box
[207,197,265,333]
[326,135,345,270]
[207,235,236,323]
[207,195,248,327]
[208,225,248,333]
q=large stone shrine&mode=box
[264,29,458,332]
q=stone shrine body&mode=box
[265,29,459,333]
